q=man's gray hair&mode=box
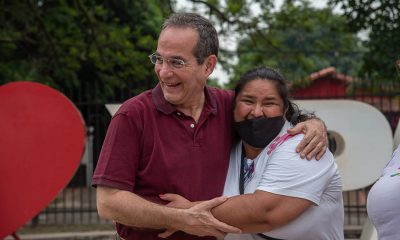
[162,12,219,64]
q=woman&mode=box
[161,66,344,239]
[367,144,400,239]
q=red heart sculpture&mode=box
[0,82,85,238]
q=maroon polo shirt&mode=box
[92,84,234,240]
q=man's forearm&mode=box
[96,186,241,238]
[96,186,183,230]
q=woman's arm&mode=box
[160,191,312,234]
[211,190,312,233]
[160,135,335,236]
[213,134,335,232]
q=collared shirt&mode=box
[92,84,234,240]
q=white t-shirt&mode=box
[223,121,344,240]
[367,144,400,240]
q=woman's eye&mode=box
[241,99,253,104]
[263,102,275,106]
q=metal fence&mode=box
[22,80,400,238]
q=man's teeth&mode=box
[166,83,179,86]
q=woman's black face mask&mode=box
[234,116,285,148]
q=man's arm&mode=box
[288,117,328,160]
[96,186,241,238]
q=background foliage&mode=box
[328,0,400,89]
[0,0,172,101]
[0,0,398,98]
[225,0,364,88]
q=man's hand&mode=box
[158,196,241,238]
[287,118,328,160]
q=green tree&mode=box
[178,0,275,84]
[226,0,364,88]
[0,0,172,101]
[328,0,400,88]
[181,0,363,88]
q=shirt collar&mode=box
[152,83,218,115]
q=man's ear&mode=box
[204,55,218,76]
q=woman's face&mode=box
[234,79,285,122]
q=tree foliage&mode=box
[2,0,396,98]
[329,0,400,86]
[227,0,364,88]
[183,0,364,88]
[0,0,172,101]
[178,0,275,80]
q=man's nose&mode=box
[158,63,173,78]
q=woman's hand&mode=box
[159,193,195,209]
[287,117,328,160]
[158,193,193,237]
[158,194,240,238]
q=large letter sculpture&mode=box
[294,100,394,191]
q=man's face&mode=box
[154,27,210,108]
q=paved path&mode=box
[4,230,115,240]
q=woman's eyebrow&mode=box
[263,96,278,101]
[240,94,256,99]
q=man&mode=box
[92,13,327,240]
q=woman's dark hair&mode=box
[234,66,314,124]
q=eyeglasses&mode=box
[148,53,188,69]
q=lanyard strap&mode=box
[257,234,284,240]
[239,144,284,240]
[239,144,246,194]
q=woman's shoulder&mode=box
[271,131,334,164]
[268,131,304,153]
